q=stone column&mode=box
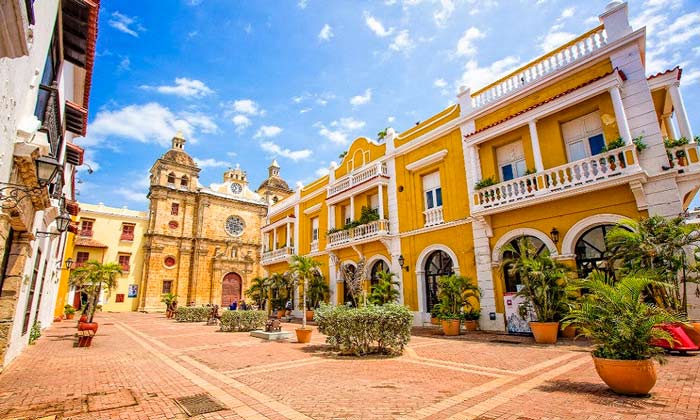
[662,113,677,140]
[528,120,545,172]
[668,83,693,140]
[285,223,290,248]
[377,185,384,220]
[609,86,632,145]
[471,218,504,331]
[0,231,33,365]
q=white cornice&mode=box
[405,149,448,172]
[303,203,322,215]
[398,217,472,238]
[261,216,296,233]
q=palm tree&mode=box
[369,270,400,305]
[268,272,291,311]
[287,255,322,330]
[246,277,269,311]
[69,261,122,322]
[306,272,329,309]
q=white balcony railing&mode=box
[423,206,444,227]
[327,219,389,248]
[310,240,319,253]
[328,162,389,197]
[667,143,700,171]
[261,246,294,265]
[472,144,641,213]
[471,26,607,109]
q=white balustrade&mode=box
[261,246,294,264]
[327,162,389,197]
[326,219,390,248]
[667,143,700,171]
[471,26,607,109]
[423,206,444,227]
[473,144,640,212]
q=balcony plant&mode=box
[69,261,122,344]
[64,304,76,320]
[434,274,480,336]
[305,272,329,321]
[161,293,178,318]
[562,271,679,395]
[287,254,323,343]
[500,237,572,344]
[474,176,497,190]
[368,270,401,305]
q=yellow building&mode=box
[261,1,699,330]
[67,203,148,312]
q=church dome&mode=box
[257,176,292,192]
[161,132,196,167]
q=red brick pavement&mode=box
[0,312,697,420]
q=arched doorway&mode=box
[501,236,547,293]
[424,251,454,313]
[342,264,356,306]
[369,259,389,292]
[222,272,242,307]
[575,224,617,278]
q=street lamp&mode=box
[0,156,63,210]
[550,227,560,244]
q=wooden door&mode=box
[222,272,242,307]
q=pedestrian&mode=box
[239,299,247,310]
[285,299,293,317]
[229,300,237,311]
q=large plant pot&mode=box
[561,325,576,339]
[530,321,559,344]
[65,313,75,320]
[593,356,657,396]
[295,328,312,343]
[430,317,440,325]
[78,322,99,334]
[79,314,88,323]
[463,320,478,332]
[441,319,460,336]
[277,309,286,319]
[305,310,314,322]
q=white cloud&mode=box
[186,0,204,5]
[319,24,333,41]
[116,56,130,72]
[141,77,214,98]
[260,141,311,161]
[254,125,283,138]
[364,12,394,37]
[315,166,330,177]
[350,88,372,106]
[457,56,521,92]
[434,0,455,27]
[226,151,238,158]
[231,114,251,133]
[300,108,312,114]
[560,7,575,19]
[387,116,395,123]
[229,99,264,116]
[316,124,347,145]
[332,117,366,131]
[682,68,700,85]
[455,27,485,57]
[434,78,447,88]
[194,158,231,168]
[108,12,145,37]
[655,12,700,50]
[298,0,309,9]
[114,187,148,204]
[179,111,218,134]
[390,30,415,53]
[540,31,576,52]
[315,117,366,145]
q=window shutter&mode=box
[422,172,440,191]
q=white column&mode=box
[285,222,290,248]
[328,205,335,230]
[528,120,544,172]
[669,83,693,140]
[377,185,384,219]
[273,229,277,250]
[349,196,355,221]
[609,86,632,145]
[663,114,677,140]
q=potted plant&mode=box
[305,272,329,321]
[69,261,122,341]
[501,237,571,344]
[287,255,322,343]
[434,274,480,336]
[64,304,76,320]
[161,293,178,318]
[463,308,481,331]
[368,270,400,306]
[563,272,679,395]
[269,273,291,318]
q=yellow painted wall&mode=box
[335,137,386,179]
[54,228,76,317]
[394,105,460,146]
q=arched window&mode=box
[167,172,176,184]
[342,264,356,306]
[501,236,546,293]
[424,251,454,313]
[575,224,618,278]
[181,175,188,188]
[370,260,389,291]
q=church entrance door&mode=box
[222,272,242,307]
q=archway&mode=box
[222,272,242,307]
[500,235,547,293]
[574,224,618,278]
[341,263,357,306]
[424,250,454,313]
[369,259,389,292]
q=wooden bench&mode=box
[76,329,95,347]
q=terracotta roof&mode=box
[83,0,99,119]
[66,200,80,216]
[257,176,293,192]
[464,69,622,140]
[647,66,681,81]
[75,237,108,248]
[161,148,196,167]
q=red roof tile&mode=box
[647,66,681,81]
[75,237,108,248]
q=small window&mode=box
[167,173,176,184]
[118,254,130,272]
[311,217,319,242]
[496,141,527,182]
[180,176,188,188]
[162,280,173,294]
[369,194,379,211]
[171,202,179,216]
[422,172,442,210]
[79,220,94,237]
[272,196,279,203]
[115,294,125,303]
[343,206,351,225]
[561,110,605,161]
[75,251,89,268]
[120,224,135,241]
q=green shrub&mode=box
[219,310,267,332]
[174,306,211,322]
[315,303,412,356]
[29,320,41,344]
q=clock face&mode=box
[230,183,242,194]
[225,215,245,237]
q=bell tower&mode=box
[223,164,249,188]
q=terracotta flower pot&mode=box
[305,310,314,322]
[79,315,88,323]
[561,325,576,339]
[66,313,75,320]
[463,320,478,332]
[277,309,286,319]
[529,321,559,344]
[430,317,440,325]
[295,328,312,343]
[593,356,657,396]
[78,322,99,334]
[441,319,460,336]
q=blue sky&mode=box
[78,0,700,210]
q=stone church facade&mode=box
[138,133,293,311]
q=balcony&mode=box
[326,219,390,249]
[310,241,319,253]
[328,161,389,198]
[261,246,294,265]
[471,26,607,110]
[667,143,700,172]
[472,144,642,214]
[120,232,134,241]
[423,206,444,227]
[79,229,93,237]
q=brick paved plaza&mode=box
[0,313,698,420]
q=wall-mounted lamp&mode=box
[397,255,409,272]
[550,227,560,244]
[57,257,74,271]
[0,156,63,210]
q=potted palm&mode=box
[69,261,122,344]
[463,308,481,331]
[434,274,480,336]
[64,304,76,320]
[269,273,291,319]
[305,272,329,321]
[287,255,322,343]
[368,270,400,305]
[161,293,178,318]
[563,272,679,395]
[501,238,571,344]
